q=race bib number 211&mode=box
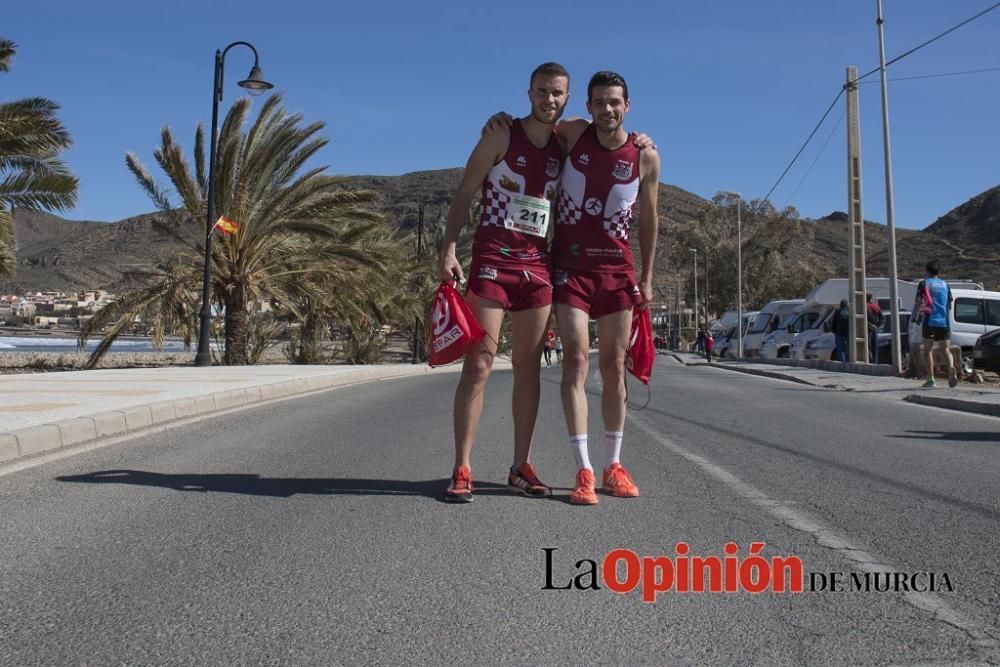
[504,193,551,238]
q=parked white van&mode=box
[760,306,826,359]
[715,310,759,358]
[908,287,1000,374]
[744,300,805,358]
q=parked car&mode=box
[790,308,835,360]
[973,328,1000,373]
[802,332,836,361]
[875,311,910,365]
[908,288,1000,375]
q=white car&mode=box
[907,287,1000,375]
[802,332,836,361]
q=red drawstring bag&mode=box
[427,281,485,367]
[626,307,654,384]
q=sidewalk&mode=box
[668,352,1000,419]
[0,362,483,465]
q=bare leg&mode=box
[938,339,955,372]
[509,305,550,467]
[597,309,633,434]
[556,304,591,437]
[452,292,505,469]
[923,339,935,379]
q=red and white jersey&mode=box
[473,119,562,268]
[552,125,641,273]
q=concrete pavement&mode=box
[669,352,1000,418]
[0,362,495,465]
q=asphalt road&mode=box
[2,357,999,666]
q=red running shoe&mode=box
[444,465,474,503]
[569,468,598,505]
[602,463,639,497]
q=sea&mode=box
[0,336,189,354]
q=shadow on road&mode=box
[889,430,1000,444]
[55,469,523,502]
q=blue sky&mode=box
[5,0,999,229]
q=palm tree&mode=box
[122,94,383,364]
[0,38,79,277]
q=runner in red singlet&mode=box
[553,72,660,505]
[437,62,569,503]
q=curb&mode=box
[0,363,470,466]
[903,394,1000,418]
[682,360,817,387]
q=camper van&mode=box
[778,277,916,362]
[714,311,760,358]
[908,287,1000,374]
[744,300,805,358]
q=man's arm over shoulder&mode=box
[636,147,661,308]
[555,118,590,152]
[438,130,508,281]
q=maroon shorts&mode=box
[467,261,553,312]
[553,268,641,318]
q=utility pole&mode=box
[845,65,869,364]
[689,248,698,336]
[411,203,426,365]
[876,0,903,373]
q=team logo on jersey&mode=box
[613,160,634,181]
[478,265,498,281]
[578,153,590,166]
[516,155,527,167]
[546,157,560,178]
[499,174,521,193]
[584,197,604,216]
[569,243,581,257]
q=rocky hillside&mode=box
[6,172,999,298]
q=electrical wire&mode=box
[763,2,1000,204]
[783,109,846,209]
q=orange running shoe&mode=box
[569,468,598,505]
[602,463,640,498]
[508,463,552,497]
[444,465,473,503]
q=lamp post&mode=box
[194,41,274,367]
[689,247,698,337]
[720,191,743,356]
[412,200,442,364]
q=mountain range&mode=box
[7,170,999,299]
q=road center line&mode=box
[627,410,997,648]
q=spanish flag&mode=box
[214,216,239,236]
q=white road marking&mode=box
[627,412,998,648]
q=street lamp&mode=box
[194,42,274,367]
[720,191,743,356]
[689,247,698,338]
[412,200,443,364]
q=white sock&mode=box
[604,430,623,469]
[570,434,592,471]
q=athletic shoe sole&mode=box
[444,492,473,503]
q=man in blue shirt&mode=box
[915,260,957,388]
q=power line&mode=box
[860,65,1000,83]
[761,89,844,205]
[783,109,845,209]
[763,1,1000,204]
[851,2,1000,85]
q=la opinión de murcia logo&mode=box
[542,544,953,602]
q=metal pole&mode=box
[412,203,425,364]
[876,0,903,373]
[690,248,698,341]
[195,50,223,367]
[737,196,743,357]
